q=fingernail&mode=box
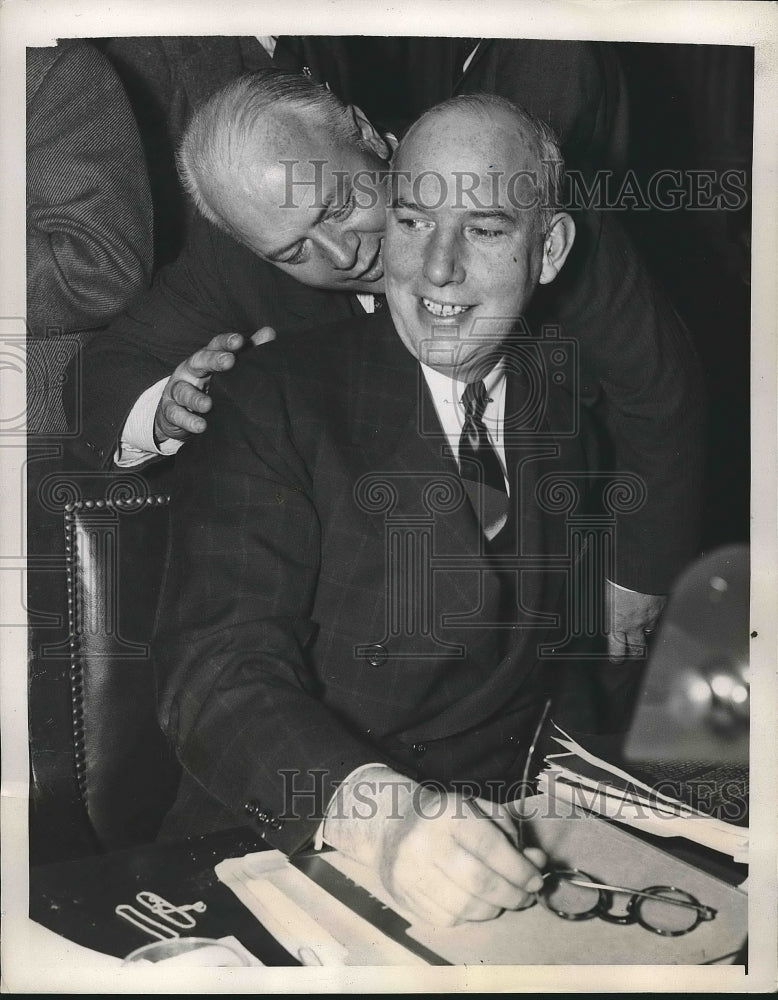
[527,875,544,894]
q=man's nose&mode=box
[316,225,360,270]
[423,229,465,286]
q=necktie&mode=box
[458,381,508,539]
[372,294,386,312]
[459,380,505,492]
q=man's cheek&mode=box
[384,250,416,285]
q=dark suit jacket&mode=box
[154,310,592,852]
[455,38,629,174]
[72,37,705,595]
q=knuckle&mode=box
[449,850,497,897]
[470,865,501,898]
[468,821,497,856]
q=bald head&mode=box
[393,94,565,235]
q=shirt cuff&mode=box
[313,762,391,850]
[114,376,184,466]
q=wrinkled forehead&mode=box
[392,108,543,213]
[212,110,356,216]
[248,109,348,181]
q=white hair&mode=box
[177,69,360,240]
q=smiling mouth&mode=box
[421,297,473,318]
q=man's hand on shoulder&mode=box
[605,579,667,663]
[153,327,277,445]
[323,766,545,927]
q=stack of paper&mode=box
[537,726,749,862]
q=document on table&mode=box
[215,794,748,966]
[537,725,749,862]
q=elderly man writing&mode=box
[154,93,589,926]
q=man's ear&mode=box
[539,212,576,285]
[349,104,394,159]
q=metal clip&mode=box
[135,891,207,929]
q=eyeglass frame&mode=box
[514,700,717,938]
[526,867,716,937]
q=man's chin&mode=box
[282,270,385,296]
[341,276,386,295]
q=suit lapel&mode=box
[348,311,483,555]
[344,314,508,674]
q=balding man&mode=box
[154,94,591,926]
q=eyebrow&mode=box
[465,209,517,225]
[392,196,425,212]
[392,197,517,226]
[265,180,350,260]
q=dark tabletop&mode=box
[29,826,301,965]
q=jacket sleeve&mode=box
[67,216,266,468]
[153,355,394,854]
[26,41,153,337]
[68,210,355,469]
[535,208,706,595]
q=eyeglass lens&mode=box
[535,870,708,936]
[634,886,703,936]
[542,869,603,920]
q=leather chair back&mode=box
[62,491,180,850]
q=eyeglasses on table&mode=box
[513,698,717,937]
[517,867,717,936]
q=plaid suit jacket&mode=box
[154,310,593,852]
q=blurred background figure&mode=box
[27,39,153,431]
[27,41,152,338]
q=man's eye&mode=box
[329,193,355,221]
[469,227,505,239]
[280,243,307,265]
[396,216,433,232]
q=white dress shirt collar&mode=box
[420,360,509,489]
